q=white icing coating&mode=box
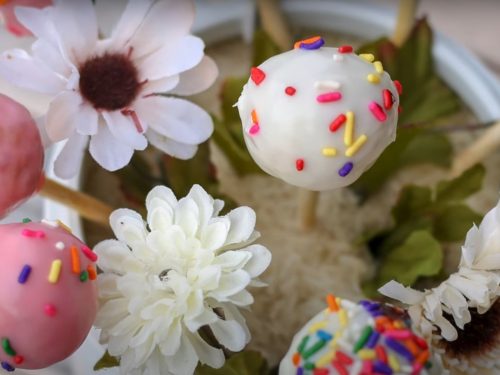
[280,299,438,375]
[237,46,399,191]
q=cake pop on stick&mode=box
[0,220,98,371]
[0,94,113,225]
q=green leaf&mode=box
[399,131,452,167]
[435,164,486,203]
[220,77,247,127]
[195,351,269,375]
[392,185,433,222]
[433,204,482,242]
[93,351,120,371]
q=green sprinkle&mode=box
[2,338,15,356]
[302,340,327,360]
[79,270,89,282]
[353,325,373,353]
[22,218,31,223]
[297,335,310,354]
[304,362,315,370]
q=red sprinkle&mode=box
[412,335,428,350]
[21,229,45,238]
[329,114,347,132]
[394,80,403,94]
[285,86,297,96]
[313,368,329,375]
[44,304,57,317]
[81,245,98,262]
[317,92,342,103]
[375,345,388,363]
[249,124,260,135]
[296,159,305,171]
[338,45,353,53]
[383,89,394,110]
[335,351,354,365]
[332,361,348,375]
[13,356,23,365]
[369,101,387,122]
[250,67,266,85]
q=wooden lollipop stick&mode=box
[39,177,114,226]
[298,189,319,231]
[392,0,419,47]
[451,121,500,177]
[256,0,293,50]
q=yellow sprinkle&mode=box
[367,73,381,84]
[345,134,368,157]
[344,111,354,146]
[358,349,376,360]
[48,259,62,284]
[308,321,328,334]
[316,351,335,368]
[322,147,337,157]
[338,309,348,327]
[56,220,72,233]
[393,320,405,329]
[388,354,401,371]
[359,53,375,62]
[374,60,384,73]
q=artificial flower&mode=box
[94,184,271,375]
[380,198,500,374]
[0,0,51,37]
[0,0,218,178]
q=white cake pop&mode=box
[280,296,439,375]
[237,37,402,191]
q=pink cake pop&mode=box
[0,94,44,219]
[0,221,98,370]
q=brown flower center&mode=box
[79,53,141,111]
[439,299,500,359]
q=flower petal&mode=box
[213,251,252,271]
[210,318,247,352]
[378,280,425,305]
[53,132,89,179]
[241,244,271,279]
[0,49,66,94]
[89,122,135,171]
[136,96,213,145]
[187,184,215,228]
[188,332,224,369]
[174,197,199,238]
[46,91,82,141]
[201,218,230,251]
[146,185,177,211]
[14,6,59,45]
[168,333,198,375]
[158,318,182,356]
[184,308,218,333]
[146,129,198,160]
[209,270,250,300]
[170,56,218,96]
[94,239,137,274]
[110,208,147,249]
[142,75,180,96]
[224,206,256,246]
[103,111,147,150]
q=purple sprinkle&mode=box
[1,362,14,372]
[296,367,304,375]
[18,265,32,284]
[359,300,371,307]
[385,337,414,362]
[367,303,381,312]
[338,162,353,177]
[374,360,393,375]
[299,38,325,50]
[316,329,333,341]
[366,331,380,349]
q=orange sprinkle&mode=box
[403,339,420,356]
[416,350,430,364]
[87,265,97,280]
[326,294,339,312]
[251,110,259,124]
[292,352,301,366]
[70,245,81,274]
[294,36,321,49]
[393,320,405,329]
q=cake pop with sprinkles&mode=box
[237,37,402,191]
[280,295,440,375]
[0,220,98,370]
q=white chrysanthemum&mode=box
[0,0,218,178]
[94,185,271,375]
[380,199,500,374]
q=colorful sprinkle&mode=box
[412,362,423,375]
[296,159,305,172]
[292,352,301,366]
[309,321,328,334]
[250,67,266,85]
[393,80,403,94]
[374,359,393,374]
[21,229,45,238]
[385,338,414,362]
[383,89,394,110]
[316,330,333,341]
[55,241,65,250]
[374,61,384,74]
[388,354,401,371]
[366,331,381,349]
[369,101,387,122]
[316,92,342,103]
[412,335,428,350]
[294,36,324,50]
[376,345,388,363]
[332,361,348,375]
[87,265,97,280]
[338,162,353,177]
[48,259,62,284]
[326,294,339,312]
[335,351,353,365]
[329,114,347,132]
[298,336,310,354]
[345,135,367,157]
[316,352,334,368]
[359,53,375,62]
[80,270,89,282]
[404,339,420,356]
[367,73,381,84]
[2,339,15,356]
[344,111,354,146]
[44,304,57,317]
[384,329,413,340]
[315,80,341,90]
[296,368,304,375]
[71,245,80,274]
[13,356,23,365]
[18,265,32,284]
[358,349,376,360]
[21,218,31,223]
[338,308,348,327]
[353,325,373,352]
[57,220,72,233]
[304,362,315,370]
[81,245,98,262]
[285,86,297,96]
[251,110,259,124]
[313,368,328,375]
[362,360,373,373]
[338,45,353,53]
[322,147,337,157]
[303,340,327,360]
[249,124,260,135]
[1,362,14,372]
[416,350,430,365]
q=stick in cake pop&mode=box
[0,220,98,370]
[280,295,441,375]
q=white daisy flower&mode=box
[380,199,500,374]
[94,184,272,375]
[0,0,218,178]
